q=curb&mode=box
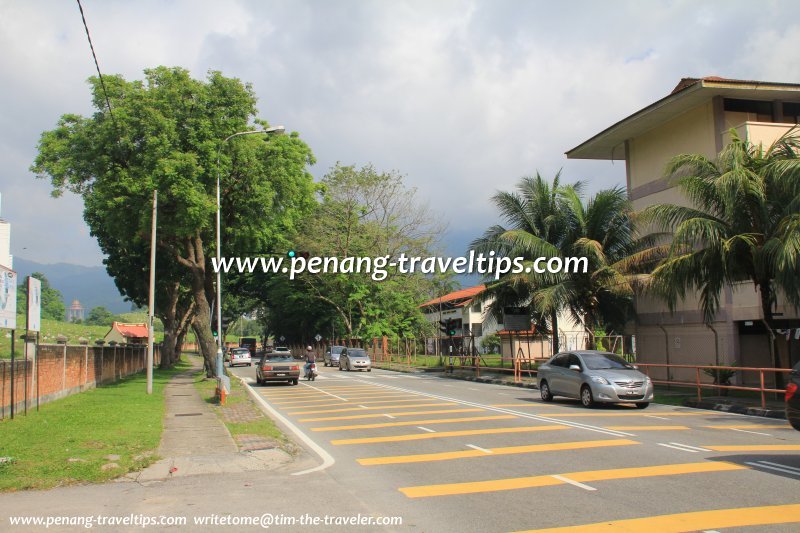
[683,399,787,420]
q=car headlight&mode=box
[590,376,610,385]
[646,377,652,385]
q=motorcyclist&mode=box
[304,346,316,375]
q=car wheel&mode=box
[580,385,594,408]
[256,376,263,385]
[540,381,553,402]
[367,368,371,372]
[789,414,800,431]
[248,363,252,366]
[339,363,344,371]
[324,361,328,367]
[635,402,649,409]
[292,379,299,386]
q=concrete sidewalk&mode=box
[131,357,293,482]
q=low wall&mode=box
[0,344,160,419]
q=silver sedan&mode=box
[537,350,654,409]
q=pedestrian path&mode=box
[133,357,293,482]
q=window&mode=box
[471,323,483,337]
[472,302,482,313]
[550,354,568,367]
[784,102,800,123]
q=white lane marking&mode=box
[298,382,348,401]
[758,461,800,474]
[669,442,710,452]
[551,474,597,491]
[645,415,670,421]
[746,462,800,477]
[359,405,368,409]
[383,414,396,419]
[466,444,493,454]
[730,428,772,437]
[239,376,334,476]
[468,388,480,391]
[350,379,636,438]
[658,443,700,453]
[417,426,436,433]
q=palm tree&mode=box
[642,128,800,371]
[472,173,655,350]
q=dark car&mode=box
[256,351,300,386]
[787,361,800,431]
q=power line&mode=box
[75,0,115,124]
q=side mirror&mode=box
[569,364,581,372]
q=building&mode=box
[420,285,498,353]
[567,76,800,377]
[104,322,149,345]
[67,299,85,322]
[0,193,12,270]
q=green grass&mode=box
[1,316,166,359]
[0,360,188,492]
[193,370,287,448]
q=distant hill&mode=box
[13,257,131,314]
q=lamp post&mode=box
[215,126,285,377]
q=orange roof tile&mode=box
[113,322,149,339]
[420,285,485,308]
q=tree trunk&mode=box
[550,310,560,354]
[159,282,181,369]
[192,271,218,377]
[758,281,784,389]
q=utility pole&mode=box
[146,189,157,394]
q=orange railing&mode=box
[634,363,792,410]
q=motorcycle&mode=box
[304,362,318,381]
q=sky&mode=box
[1,0,799,267]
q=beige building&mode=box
[567,76,800,381]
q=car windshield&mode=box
[348,349,367,358]
[274,347,290,352]
[233,349,249,355]
[581,353,634,370]
[264,354,293,361]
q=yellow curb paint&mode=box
[705,424,789,430]
[310,415,517,432]
[538,412,710,417]
[515,503,800,532]
[359,439,638,466]
[331,425,567,445]
[299,408,484,422]
[400,461,745,498]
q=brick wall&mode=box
[0,344,160,419]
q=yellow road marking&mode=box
[605,426,690,431]
[359,439,637,466]
[516,503,800,532]
[400,461,745,498]
[311,415,517,432]
[705,444,800,451]
[489,403,547,407]
[332,425,567,445]
[273,398,348,406]
[289,393,412,401]
[705,424,789,429]
[299,408,483,422]
[538,412,710,417]
[288,402,453,415]
[277,398,426,408]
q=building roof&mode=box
[566,76,800,161]
[109,322,149,339]
[420,285,486,309]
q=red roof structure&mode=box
[104,322,149,344]
[420,285,486,309]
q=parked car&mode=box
[229,347,252,367]
[537,351,653,409]
[786,361,800,431]
[339,347,371,372]
[324,345,346,367]
[256,351,301,385]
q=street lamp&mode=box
[215,125,285,376]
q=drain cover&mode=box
[175,413,203,417]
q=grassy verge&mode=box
[0,361,188,492]
[193,371,291,452]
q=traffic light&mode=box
[287,250,310,259]
[447,319,457,337]
[211,315,233,337]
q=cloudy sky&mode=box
[1,0,799,267]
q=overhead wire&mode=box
[75,0,116,125]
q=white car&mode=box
[229,347,252,367]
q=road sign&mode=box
[279,336,285,342]
[0,266,17,330]
[27,276,41,332]
[314,334,322,342]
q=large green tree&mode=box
[31,67,317,374]
[643,129,800,371]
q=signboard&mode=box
[502,306,529,331]
[27,276,41,332]
[314,334,322,342]
[0,265,17,330]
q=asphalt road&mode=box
[231,363,800,532]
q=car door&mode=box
[546,354,569,394]
[561,354,584,398]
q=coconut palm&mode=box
[472,173,657,350]
[642,128,800,370]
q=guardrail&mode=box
[632,363,791,410]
